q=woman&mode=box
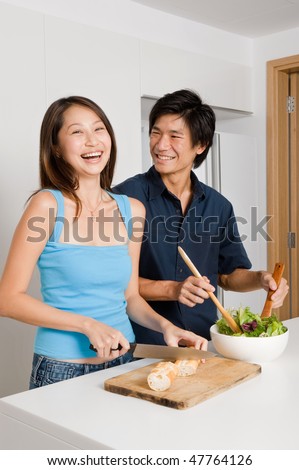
[0,96,207,388]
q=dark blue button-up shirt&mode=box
[114,166,251,342]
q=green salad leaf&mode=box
[216,306,287,337]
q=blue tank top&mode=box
[34,189,135,359]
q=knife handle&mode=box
[89,343,135,353]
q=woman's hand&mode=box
[174,276,215,307]
[162,322,208,350]
[83,319,130,358]
[162,323,208,363]
[260,272,289,308]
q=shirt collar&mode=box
[145,165,205,201]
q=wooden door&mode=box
[267,55,299,320]
[289,72,299,318]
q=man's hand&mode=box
[260,272,289,308]
[174,275,215,307]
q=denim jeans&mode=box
[29,351,133,389]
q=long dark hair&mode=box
[149,89,215,168]
[35,96,117,215]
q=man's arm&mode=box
[139,276,215,307]
[139,278,178,301]
[139,269,289,310]
[218,268,289,308]
[218,268,263,292]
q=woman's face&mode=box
[56,104,112,178]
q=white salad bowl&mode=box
[210,324,289,363]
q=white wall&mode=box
[0,0,298,397]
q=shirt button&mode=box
[176,209,180,214]
[179,268,183,273]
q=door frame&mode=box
[267,54,299,319]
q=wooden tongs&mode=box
[178,247,241,333]
[261,262,285,318]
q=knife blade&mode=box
[89,343,215,360]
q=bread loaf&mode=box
[147,361,178,391]
[175,359,199,376]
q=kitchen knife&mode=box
[89,343,216,360]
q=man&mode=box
[114,89,288,343]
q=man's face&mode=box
[149,114,205,177]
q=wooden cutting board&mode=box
[104,357,261,410]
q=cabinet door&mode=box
[0,4,45,398]
[44,15,142,183]
[140,41,252,112]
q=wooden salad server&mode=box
[261,262,285,318]
[178,246,241,334]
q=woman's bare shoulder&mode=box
[128,196,145,218]
[26,190,58,213]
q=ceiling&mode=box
[132,0,299,38]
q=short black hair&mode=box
[149,89,215,168]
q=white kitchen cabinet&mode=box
[0,3,45,399]
[44,15,142,184]
[140,41,253,112]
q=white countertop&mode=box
[0,318,298,450]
